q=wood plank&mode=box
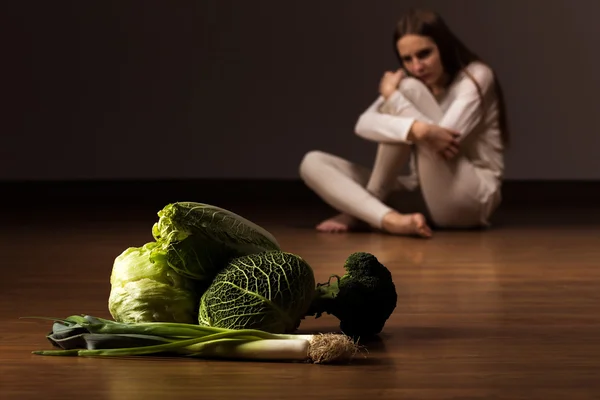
[1,192,600,399]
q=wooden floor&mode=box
[1,180,600,399]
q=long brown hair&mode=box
[393,9,509,145]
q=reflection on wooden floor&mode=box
[1,181,600,399]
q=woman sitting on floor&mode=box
[299,8,509,238]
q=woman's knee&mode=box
[398,77,441,119]
[299,150,329,182]
[399,76,429,95]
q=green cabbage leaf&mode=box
[198,251,316,334]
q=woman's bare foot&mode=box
[381,211,433,238]
[315,213,366,233]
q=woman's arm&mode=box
[354,68,437,144]
[354,62,495,155]
[435,62,495,141]
[354,92,435,144]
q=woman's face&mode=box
[396,34,446,88]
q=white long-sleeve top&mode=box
[354,61,505,189]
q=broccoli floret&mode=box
[306,252,398,339]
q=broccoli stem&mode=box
[305,275,342,318]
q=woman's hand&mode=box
[379,69,405,100]
[411,121,461,160]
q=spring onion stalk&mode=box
[25,315,360,364]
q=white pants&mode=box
[299,77,501,229]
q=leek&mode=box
[27,315,361,364]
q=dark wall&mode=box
[4,0,599,181]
